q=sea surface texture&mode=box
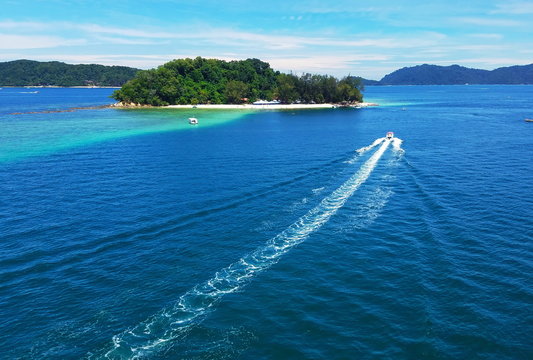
[0,86,531,359]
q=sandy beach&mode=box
[163,102,378,110]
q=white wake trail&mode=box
[96,140,391,359]
[355,137,384,154]
[392,137,404,154]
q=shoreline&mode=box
[111,102,379,110]
[8,102,379,115]
[166,103,378,110]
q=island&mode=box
[111,57,366,107]
[0,60,139,87]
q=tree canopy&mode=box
[112,57,364,105]
[0,60,139,86]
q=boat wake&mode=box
[392,137,404,155]
[355,137,385,155]
[344,138,385,164]
[337,185,395,232]
[92,139,392,359]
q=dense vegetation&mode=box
[379,63,533,85]
[0,60,139,86]
[112,57,364,105]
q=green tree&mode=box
[224,80,248,103]
[275,73,298,103]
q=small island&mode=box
[112,57,366,107]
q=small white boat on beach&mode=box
[188,117,198,125]
[386,131,394,139]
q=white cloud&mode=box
[392,58,533,68]
[454,57,533,66]
[0,20,450,52]
[92,35,170,45]
[77,24,176,39]
[453,17,524,27]
[468,33,504,40]
[294,2,394,15]
[454,44,508,51]
[0,20,53,30]
[265,54,390,74]
[178,28,447,51]
[0,34,85,49]
[491,1,533,14]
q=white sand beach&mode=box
[163,102,378,110]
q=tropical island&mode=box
[111,57,365,107]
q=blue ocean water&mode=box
[0,86,531,359]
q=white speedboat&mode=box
[189,117,198,125]
[386,132,394,139]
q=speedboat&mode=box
[386,131,394,139]
[189,117,198,125]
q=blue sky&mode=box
[1,0,532,79]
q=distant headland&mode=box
[365,63,533,85]
[0,60,138,87]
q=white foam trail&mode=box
[346,137,384,164]
[392,137,404,154]
[97,140,391,359]
[355,137,384,155]
[340,185,394,231]
[286,196,309,213]
[311,187,325,195]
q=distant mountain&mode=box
[362,78,381,86]
[0,60,140,87]
[379,64,533,85]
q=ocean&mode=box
[0,85,531,359]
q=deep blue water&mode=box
[0,86,532,359]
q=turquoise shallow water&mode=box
[0,86,532,359]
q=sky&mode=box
[1,0,532,79]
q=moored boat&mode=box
[189,117,198,125]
